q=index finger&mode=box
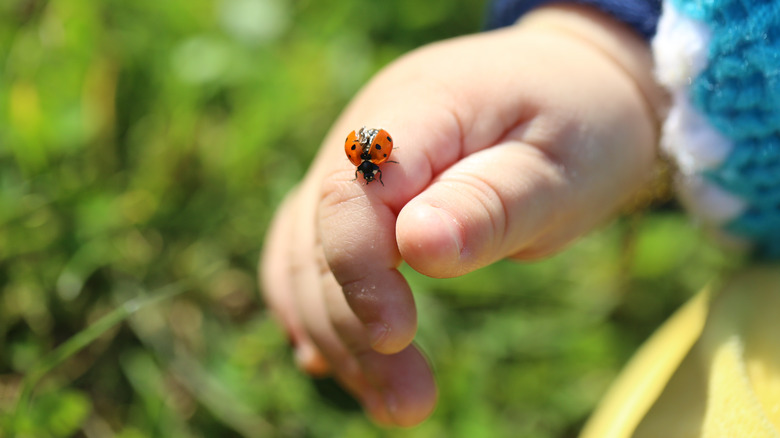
[317,95,462,354]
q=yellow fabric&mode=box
[581,266,780,438]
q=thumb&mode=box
[396,134,654,278]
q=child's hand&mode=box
[261,5,665,427]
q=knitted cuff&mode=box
[653,0,780,259]
[486,0,662,39]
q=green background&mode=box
[0,0,736,436]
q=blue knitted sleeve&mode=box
[653,0,780,259]
[486,0,662,40]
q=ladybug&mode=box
[344,126,396,185]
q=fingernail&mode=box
[420,205,463,263]
[384,390,399,421]
[434,208,463,256]
[294,343,329,376]
[367,322,390,349]
[294,343,315,366]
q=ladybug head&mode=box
[358,161,381,185]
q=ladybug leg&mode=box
[353,169,359,182]
[376,168,384,186]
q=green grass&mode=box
[0,0,738,436]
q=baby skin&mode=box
[261,4,667,427]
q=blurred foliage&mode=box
[0,0,740,437]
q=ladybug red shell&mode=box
[344,126,396,185]
[344,130,362,166]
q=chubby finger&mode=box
[396,143,559,278]
[321,265,437,426]
[356,346,437,427]
[290,250,394,421]
[315,78,467,354]
[317,181,419,354]
[260,191,330,375]
[283,184,363,379]
[396,134,654,278]
[280,183,403,420]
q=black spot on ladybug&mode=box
[351,144,356,150]
[383,153,387,157]
[375,144,382,150]
[387,136,392,142]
